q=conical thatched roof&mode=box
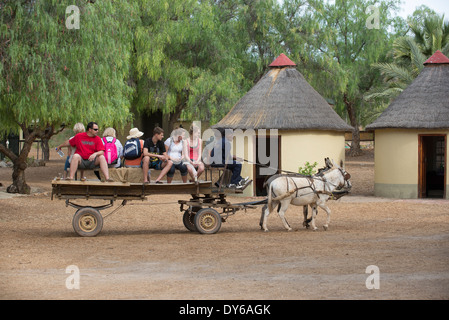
[366,50,449,130]
[213,54,353,132]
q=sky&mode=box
[397,0,449,19]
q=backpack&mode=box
[102,137,118,165]
[124,138,142,160]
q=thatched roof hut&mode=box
[366,50,449,199]
[366,50,449,130]
[215,53,353,131]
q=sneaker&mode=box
[227,184,237,188]
[238,177,249,187]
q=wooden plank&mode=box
[51,180,215,200]
[345,131,374,142]
[52,180,131,187]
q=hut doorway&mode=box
[255,134,281,196]
[418,135,447,198]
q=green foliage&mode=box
[132,0,247,124]
[298,161,318,176]
[366,11,449,104]
[0,0,136,132]
[298,0,402,119]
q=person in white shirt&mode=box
[165,128,190,183]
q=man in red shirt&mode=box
[57,122,112,182]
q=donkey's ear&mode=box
[331,159,338,168]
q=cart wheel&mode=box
[183,210,197,232]
[182,206,202,232]
[194,208,222,234]
[72,207,103,237]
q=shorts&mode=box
[79,157,99,170]
[167,163,188,178]
[149,160,163,170]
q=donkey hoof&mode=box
[323,225,328,231]
[313,227,318,231]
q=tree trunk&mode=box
[0,124,62,194]
[7,161,30,194]
[0,129,37,194]
[41,138,50,161]
[343,93,362,157]
[167,103,185,134]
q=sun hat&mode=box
[127,127,144,140]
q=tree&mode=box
[132,0,247,130]
[0,0,136,193]
[296,0,402,156]
[366,11,449,104]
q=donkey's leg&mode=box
[310,204,318,231]
[259,204,267,230]
[303,205,312,229]
[317,200,331,231]
[277,200,292,231]
[262,202,276,232]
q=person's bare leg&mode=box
[142,156,150,183]
[156,160,173,182]
[95,155,110,180]
[69,154,81,179]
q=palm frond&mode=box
[372,62,414,84]
[364,87,403,101]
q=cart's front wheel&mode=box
[72,207,103,237]
[194,208,222,234]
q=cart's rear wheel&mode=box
[72,207,103,237]
[194,208,222,234]
[182,206,201,232]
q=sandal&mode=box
[80,177,87,182]
[155,181,163,184]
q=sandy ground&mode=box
[0,149,448,300]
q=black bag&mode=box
[123,138,142,160]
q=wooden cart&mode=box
[51,179,258,237]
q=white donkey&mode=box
[260,159,351,232]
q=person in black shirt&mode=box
[209,128,249,189]
[142,127,173,183]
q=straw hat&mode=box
[127,128,144,140]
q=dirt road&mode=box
[1,150,448,299]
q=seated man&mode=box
[142,126,173,184]
[58,122,112,182]
[209,128,249,189]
